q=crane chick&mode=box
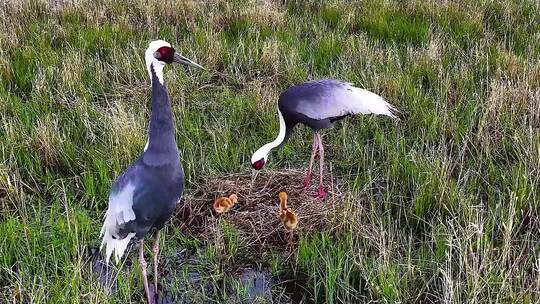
[213,194,238,213]
[278,192,298,231]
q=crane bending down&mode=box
[251,79,397,199]
[100,40,204,303]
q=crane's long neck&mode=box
[143,63,178,164]
[259,110,292,157]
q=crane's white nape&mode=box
[100,183,137,264]
[145,40,171,85]
[251,109,287,164]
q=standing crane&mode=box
[251,79,397,199]
[100,40,204,303]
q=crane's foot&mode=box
[314,185,325,199]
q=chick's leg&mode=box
[287,231,294,247]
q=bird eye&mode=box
[252,159,265,170]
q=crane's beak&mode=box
[249,169,260,194]
[173,52,205,70]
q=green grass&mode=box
[1,0,539,303]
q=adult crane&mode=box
[100,40,203,303]
[251,79,397,199]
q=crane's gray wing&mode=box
[100,163,144,263]
[280,79,397,120]
[101,159,183,240]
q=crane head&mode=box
[251,158,265,170]
[147,40,205,69]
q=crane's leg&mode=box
[152,230,161,297]
[315,132,325,199]
[302,132,319,188]
[139,240,154,304]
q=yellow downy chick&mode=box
[213,194,238,213]
[278,191,298,231]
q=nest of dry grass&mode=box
[173,169,345,256]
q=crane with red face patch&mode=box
[100,40,204,304]
[251,79,398,199]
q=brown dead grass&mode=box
[173,169,345,256]
[32,117,64,169]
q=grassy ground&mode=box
[1,0,539,303]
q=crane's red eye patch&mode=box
[155,46,175,63]
[252,159,265,170]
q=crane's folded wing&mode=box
[282,79,397,121]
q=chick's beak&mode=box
[173,52,205,70]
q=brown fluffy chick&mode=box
[278,192,298,231]
[213,194,238,213]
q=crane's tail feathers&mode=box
[349,85,399,119]
[100,210,136,264]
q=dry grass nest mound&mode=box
[173,169,345,256]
